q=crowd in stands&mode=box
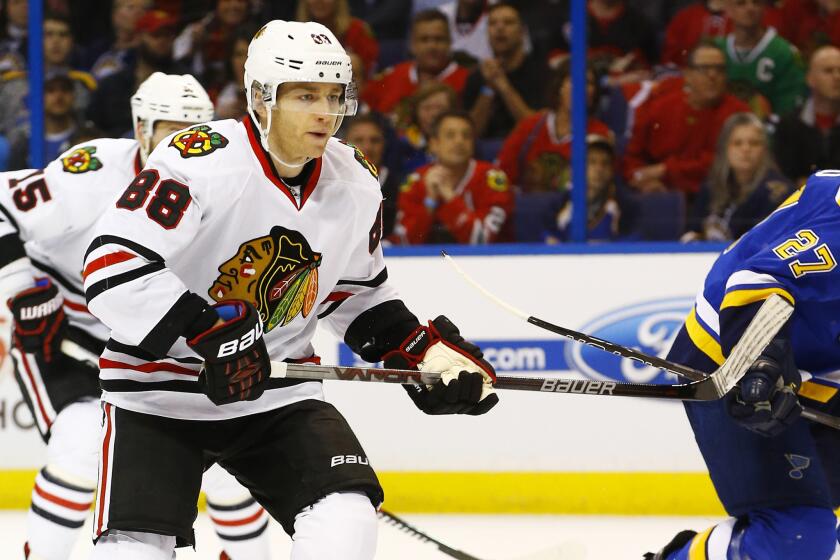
[1,0,840,245]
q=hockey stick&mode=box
[59,291,786,403]
[378,509,586,560]
[378,509,481,560]
[441,252,840,430]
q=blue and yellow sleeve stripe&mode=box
[720,285,795,310]
[685,307,725,366]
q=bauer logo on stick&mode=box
[169,125,228,158]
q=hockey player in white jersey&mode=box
[82,19,498,559]
[0,73,272,560]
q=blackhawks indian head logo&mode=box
[61,146,103,173]
[209,226,321,331]
[169,125,228,158]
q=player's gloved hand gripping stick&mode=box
[8,278,67,362]
[382,315,498,415]
[187,300,271,405]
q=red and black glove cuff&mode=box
[383,315,496,382]
[8,278,67,361]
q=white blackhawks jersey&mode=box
[83,118,400,420]
[0,138,143,343]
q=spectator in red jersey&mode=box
[497,60,612,193]
[685,112,792,241]
[173,0,253,87]
[662,0,728,66]
[395,110,513,244]
[623,41,750,195]
[463,2,546,140]
[769,0,840,59]
[661,0,789,67]
[773,45,840,185]
[395,81,458,173]
[549,0,658,84]
[296,0,380,78]
[364,9,470,116]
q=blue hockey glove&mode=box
[726,336,801,437]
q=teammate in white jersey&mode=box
[82,19,498,559]
[0,73,271,560]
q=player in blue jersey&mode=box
[645,169,840,559]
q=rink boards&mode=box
[0,244,730,513]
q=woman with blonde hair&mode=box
[296,0,379,77]
[685,112,793,241]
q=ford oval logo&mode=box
[566,298,694,384]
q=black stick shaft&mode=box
[378,509,484,560]
[525,316,840,428]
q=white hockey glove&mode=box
[383,316,498,415]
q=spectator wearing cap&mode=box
[0,0,27,73]
[542,135,621,243]
[296,0,379,79]
[364,9,469,116]
[86,9,185,137]
[88,0,151,81]
[7,70,79,169]
[773,45,840,185]
[714,0,806,117]
[174,0,254,88]
[463,2,545,140]
[0,12,96,135]
[394,109,513,244]
[497,60,612,193]
[623,42,750,195]
[685,112,792,241]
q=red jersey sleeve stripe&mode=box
[98,358,200,376]
[83,251,137,279]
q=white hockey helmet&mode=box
[131,72,215,160]
[244,20,357,154]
